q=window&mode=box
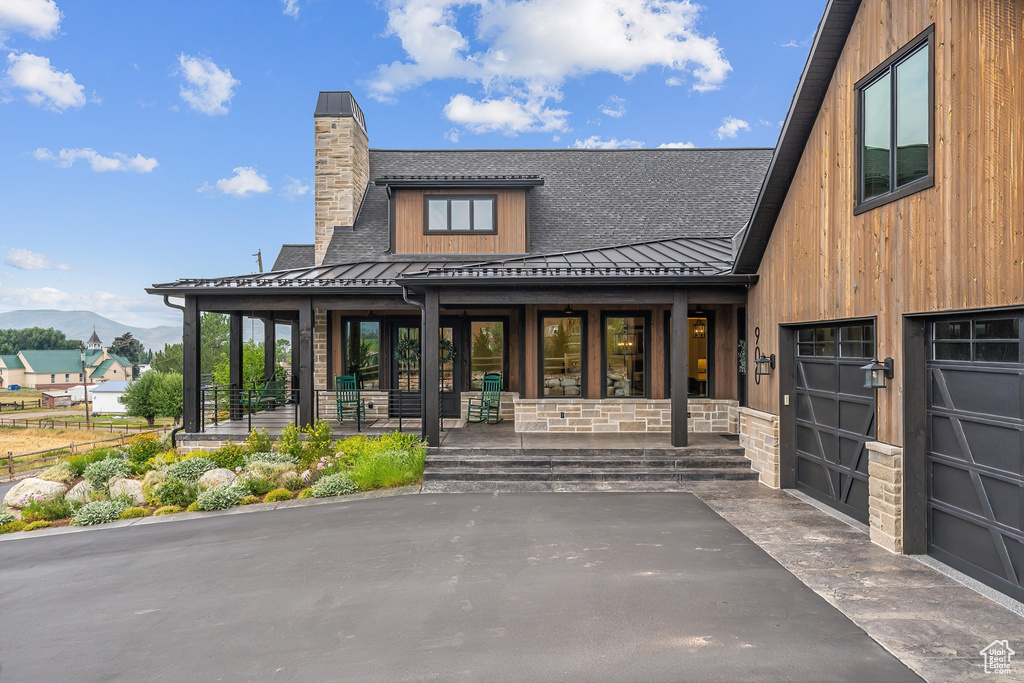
[343,320,380,389]
[469,321,505,390]
[79,373,83,382]
[856,26,933,213]
[425,195,496,233]
[933,318,1021,363]
[604,316,647,397]
[797,325,875,359]
[50,374,55,383]
[64,374,70,382]
[541,315,584,396]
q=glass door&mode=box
[390,321,460,418]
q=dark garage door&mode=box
[794,323,876,523]
[927,315,1024,601]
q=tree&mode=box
[212,340,276,387]
[151,343,183,374]
[0,327,80,355]
[201,313,230,376]
[110,332,145,364]
[121,371,183,426]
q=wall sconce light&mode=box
[564,304,575,316]
[754,353,776,377]
[860,357,894,389]
[692,318,706,339]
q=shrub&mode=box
[264,488,293,503]
[349,448,426,491]
[245,461,295,482]
[166,457,217,483]
[239,476,275,496]
[152,477,198,508]
[310,473,358,498]
[279,420,335,468]
[0,510,15,526]
[39,462,75,485]
[281,473,305,491]
[119,506,150,519]
[73,500,129,526]
[196,485,245,511]
[207,444,246,470]
[297,488,314,499]
[146,450,182,470]
[185,502,200,512]
[240,495,262,505]
[21,497,75,523]
[245,428,272,454]
[154,505,181,516]
[142,469,168,504]
[243,451,298,466]
[0,520,27,534]
[127,433,163,462]
[24,521,52,531]
[84,456,131,492]
[65,448,119,477]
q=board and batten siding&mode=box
[746,0,1023,447]
[393,188,528,255]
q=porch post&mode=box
[263,316,276,381]
[671,288,689,447]
[422,288,440,447]
[290,322,299,394]
[299,298,314,426]
[182,296,201,433]
[229,312,243,420]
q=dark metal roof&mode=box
[313,91,366,132]
[272,244,315,271]
[325,148,773,264]
[374,174,544,188]
[733,0,862,274]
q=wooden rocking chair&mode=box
[335,375,366,423]
[467,373,502,424]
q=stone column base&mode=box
[739,407,780,488]
[867,441,904,553]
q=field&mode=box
[0,426,131,457]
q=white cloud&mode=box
[0,286,166,322]
[34,147,158,172]
[5,52,84,111]
[0,0,61,43]
[281,176,309,199]
[600,95,626,118]
[444,128,460,143]
[176,53,239,115]
[5,247,69,270]
[282,0,300,18]
[200,166,271,197]
[658,141,695,148]
[572,135,644,149]
[370,0,731,135]
[781,39,799,48]
[443,93,569,134]
[714,115,750,140]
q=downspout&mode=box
[162,296,188,448]
[401,285,427,443]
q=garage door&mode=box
[794,323,876,523]
[927,316,1024,601]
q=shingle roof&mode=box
[0,354,24,369]
[324,148,773,264]
[272,244,315,271]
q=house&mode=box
[0,333,134,390]
[88,380,129,415]
[41,391,72,409]
[149,0,1024,602]
[0,355,25,389]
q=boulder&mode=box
[546,378,561,388]
[548,386,564,396]
[197,468,237,490]
[564,386,581,396]
[109,478,146,506]
[562,378,577,387]
[3,478,67,509]
[66,481,96,505]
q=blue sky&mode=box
[0,0,823,328]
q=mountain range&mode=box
[0,310,182,352]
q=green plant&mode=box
[310,473,358,498]
[245,461,294,482]
[24,521,52,531]
[65,448,119,477]
[0,510,15,526]
[84,456,131,492]
[142,469,167,504]
[121,370,183,426]
[126,433,163,463]
[152,477,198,508]
[154,505,181,516]
[277,423,304,461]
[166,457,217,483]
[185,502,200,512]
[0,520,27,534]
[73,500,129,526]
[119,506,150,519]
[243,451,298,466]
[196,485,245,511]
[240,495,262,505]
[38,462,75,485]
[146,450,182,471]
[207,444,246,470]
[21,497,75,523]
[264,488,293,503]
[239,476,275,496]
[349,448,425,491]
[297,488,314,499]
[282,473,305,491]
[245,428,272,454]
[278,420,335,468]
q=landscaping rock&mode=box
[109,478,146,506]
[3,478,67,509]
[198,468,237,490]
[66,481,96,505]
[300,469,315,484]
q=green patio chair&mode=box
[467,373,502,424]
[335,375,366,423]
[258,380,286,410]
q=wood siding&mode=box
[394,188,528,255]
[746,0,1024,446]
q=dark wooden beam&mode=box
[779,326,797,489]
[229,312,243,419]
[182,296,201,433]
[437,286,747,306]
[902,317,928,554]
[298,298,314,426]
[422,288,440,447]
[290,322,299,397]
[671,288,689,447]
[194,294,413,312]
[263,316,276,382]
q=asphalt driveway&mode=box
[0,493,920,682]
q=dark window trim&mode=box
[928,311,1024,365]
[465,317,510,391]
[538,311,587,398]
[600,311,651,399]
[423,194,498,234]
[663,310,715,399]
[339,315,382,391]
[854,24,935,215]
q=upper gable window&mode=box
[855,26,934,214]
[425,195,496,233]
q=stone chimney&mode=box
[314,91,369,266]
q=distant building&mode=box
[88,380,129,414]
[0,332,134,390]
[41,391,72,409]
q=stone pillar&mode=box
[739,407,780,487]
[314,92,369,266]
[314,308,328,391]
[867,441,904,553]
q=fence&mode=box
[201,385,300,433]
[0,417,166,432]
[0,399,42,412]
[4,426,173,482]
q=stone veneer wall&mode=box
[739,407,780,487]
[866,441,904,553]
[514,399,738,434]
[314,115,369,266]
[313,309,328,391]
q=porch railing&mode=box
[315,388,426,435]
[200,385,300,433]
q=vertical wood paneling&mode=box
[524,305,538,397]
[747,0,1024,447]
[712,305,738,400]
[394,188,528,254]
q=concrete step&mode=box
[423,466,758,483]
[425,455,752,470]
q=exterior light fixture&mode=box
[564,304,575,316]
[693,318,707,339]
[754,353,776,377]
[860,357,894,389]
